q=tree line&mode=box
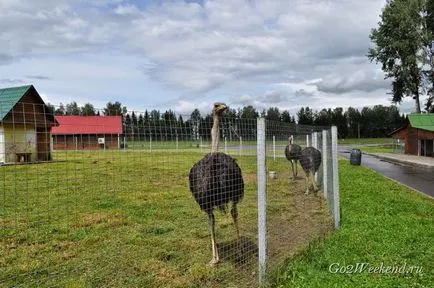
[47,101,406,139]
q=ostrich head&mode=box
[288,135,294,144]
[211,102,227,152]
[212,102,227,117]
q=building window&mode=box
[420,139,434,157]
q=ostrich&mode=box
[284,135,302,180]
[189,102,244,266]
[299,147,322,194]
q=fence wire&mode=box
[262,120,339,285]
[1,102,340,287]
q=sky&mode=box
[0,0,425,117]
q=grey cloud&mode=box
[0,78,24,84]
[25,75,52,80]
[316,73,390,94]
[261,91,283,103]
[295,89,315,98]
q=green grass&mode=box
[360,144,395,154]
[1,150,330,287]
[338,138,393,145]
[274,161,434,288]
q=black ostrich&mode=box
[189,102,244,266]
[299,147,322,194]
[284,135,302,180]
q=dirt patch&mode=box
[266,171,333,268]
[243,173,257,184]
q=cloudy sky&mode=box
[0,0,423,116]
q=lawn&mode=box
[338,138,393,145]
[360,144,394,154]
[1,150,331,287]
[274,161,434,287]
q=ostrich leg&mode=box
[294,160,298,177]
[305,171,310,195]
[208,211,219,266]
[311,171,319,191]
[231,203,240,241]
[290,161,295,180]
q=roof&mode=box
[0,85,33,120]
[52,116,123,135]
[408,113,434,132]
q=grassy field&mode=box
[1,150,331,287]
[274,161,434,287]
[359,144,395,154]
[338,138,393,145]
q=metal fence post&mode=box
[331,126,340,228]
[273,135,276,162]
[224,136,227,154]
[312,132,318,183]
[322,130,328,199]
[257,118,267,286]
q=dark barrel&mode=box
[350,148,362,165]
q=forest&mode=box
[46,101,406,139]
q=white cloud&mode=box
[0,0,427,114]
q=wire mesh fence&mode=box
[1,102,340,287]
[260,120,340,285]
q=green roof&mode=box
[0,85,33,120]
[408,113,434,132]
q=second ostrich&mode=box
[299,147,322,194]
[189,103,244,266]
[284,135,302,180]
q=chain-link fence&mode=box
[1,102,340,287]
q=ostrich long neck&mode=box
[211,113,220,152]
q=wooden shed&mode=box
[0,85,57,163]
[389,114,434,157]
[51,116,123,150]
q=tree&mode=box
[190,109,201,140]
[297,107,314,125]
[368,0,430,113]
[281,110,295,123]
[65,101,80,115]
[104,101,127,116]
[331,107,348,138]
[425,0,434,112]
[55,103,65,115]
[345,107,361,138]
[81,103,96,116]
[45,103,55,116]
[240,105,259,119]
[314,109,332,126]
[266,107,281,121]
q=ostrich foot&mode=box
[208,258,219,267]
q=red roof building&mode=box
[52,116,123,150]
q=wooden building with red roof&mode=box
[52,116,123,150]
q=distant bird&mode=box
[299,147,322,194]
[189,102,244,266]
[284,135,302,180]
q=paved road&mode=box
[339,147,434,198]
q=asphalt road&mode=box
[339,147,434,198]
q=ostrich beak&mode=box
[214,102,227,112]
